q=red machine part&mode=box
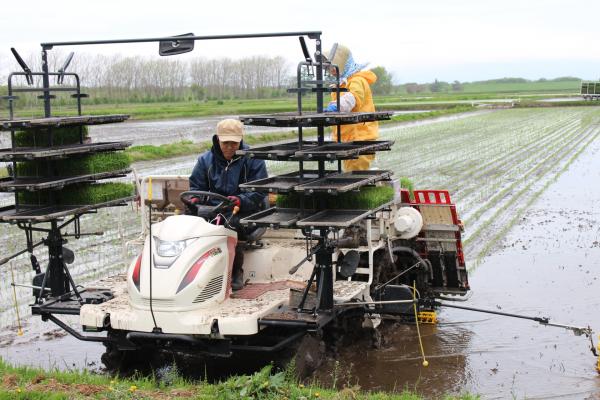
[411,190,466,268]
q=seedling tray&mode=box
[294,170,392,194]
[0,141,132,161]
[240,207,314,229]
[0,196,135,222]
[240,111,393,127]
[296,201,393,228]
[239,170,335,194]
[296,209,371,228]
[236,141,330,160]
[0,168,132,192]
[294,140,394,160]
[0,114,130,131]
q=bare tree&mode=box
[3,50,309,103]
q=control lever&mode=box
[57,52,74,84]
[289,245,321,275]
[10,48,33,85]
[299,37,313,63]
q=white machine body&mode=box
[128,215,237,311]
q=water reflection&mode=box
[315,321,471,397]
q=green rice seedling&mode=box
[59,182,134,205]
[276,185,394,210]
[275,192,316,209]
[14,126,89,147]
[400,176,414,200]
[15,152,130,177]
[332,185,394,209]
[17,182,134,206]
[57,152,130,175]
[16,191,49,205]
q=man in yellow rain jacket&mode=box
[323,43,378,171]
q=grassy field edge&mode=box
[0,357,477,400]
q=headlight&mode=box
[155,238,197,257]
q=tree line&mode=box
[0,50,396,104]
[72,53,292,102]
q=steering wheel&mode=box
[180,190,235,219]
[180,190,230,207]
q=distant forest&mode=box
[0,51,582,104]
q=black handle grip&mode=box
[299,37,312,63]
[57,52,74,84]
[10,48,33,85]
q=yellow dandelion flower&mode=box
[129,385,138,392]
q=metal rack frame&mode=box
[238,43,394,314]
[1,31,395,345]
[0,53,133,312]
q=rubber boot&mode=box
[232,268,244,291]
[231,246,244,291]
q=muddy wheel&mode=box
[101,343,126,372]
[101,331,165,374]
[371,325,383,349]
[102,344,167,374]
[293,333,326,379]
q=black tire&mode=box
[292,333,326,379]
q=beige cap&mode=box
[216,119,244,142]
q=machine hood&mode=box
[152,215,234,241]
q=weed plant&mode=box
[0,357,478,399]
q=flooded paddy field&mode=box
[1,107,600,398]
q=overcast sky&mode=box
[2,0,600,83]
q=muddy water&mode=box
[1,112,600,398]
[0,115,282,148]
[87,116,283,146]
[84,111,430,146]
[315,135,600,398]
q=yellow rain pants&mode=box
[331,70,379,171]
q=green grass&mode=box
[0,93,510,121]
[514,99,595,108]
[0,77,585,121]
[382,105,476,124]
[460,79,578,94]
[0,357,477,399]
[122,105,474,165]
[125,129,318,163]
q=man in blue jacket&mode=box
[189,119,267,290]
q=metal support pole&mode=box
[40,49,51,117]
[47,221,68,297]
[315,243,333,310]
